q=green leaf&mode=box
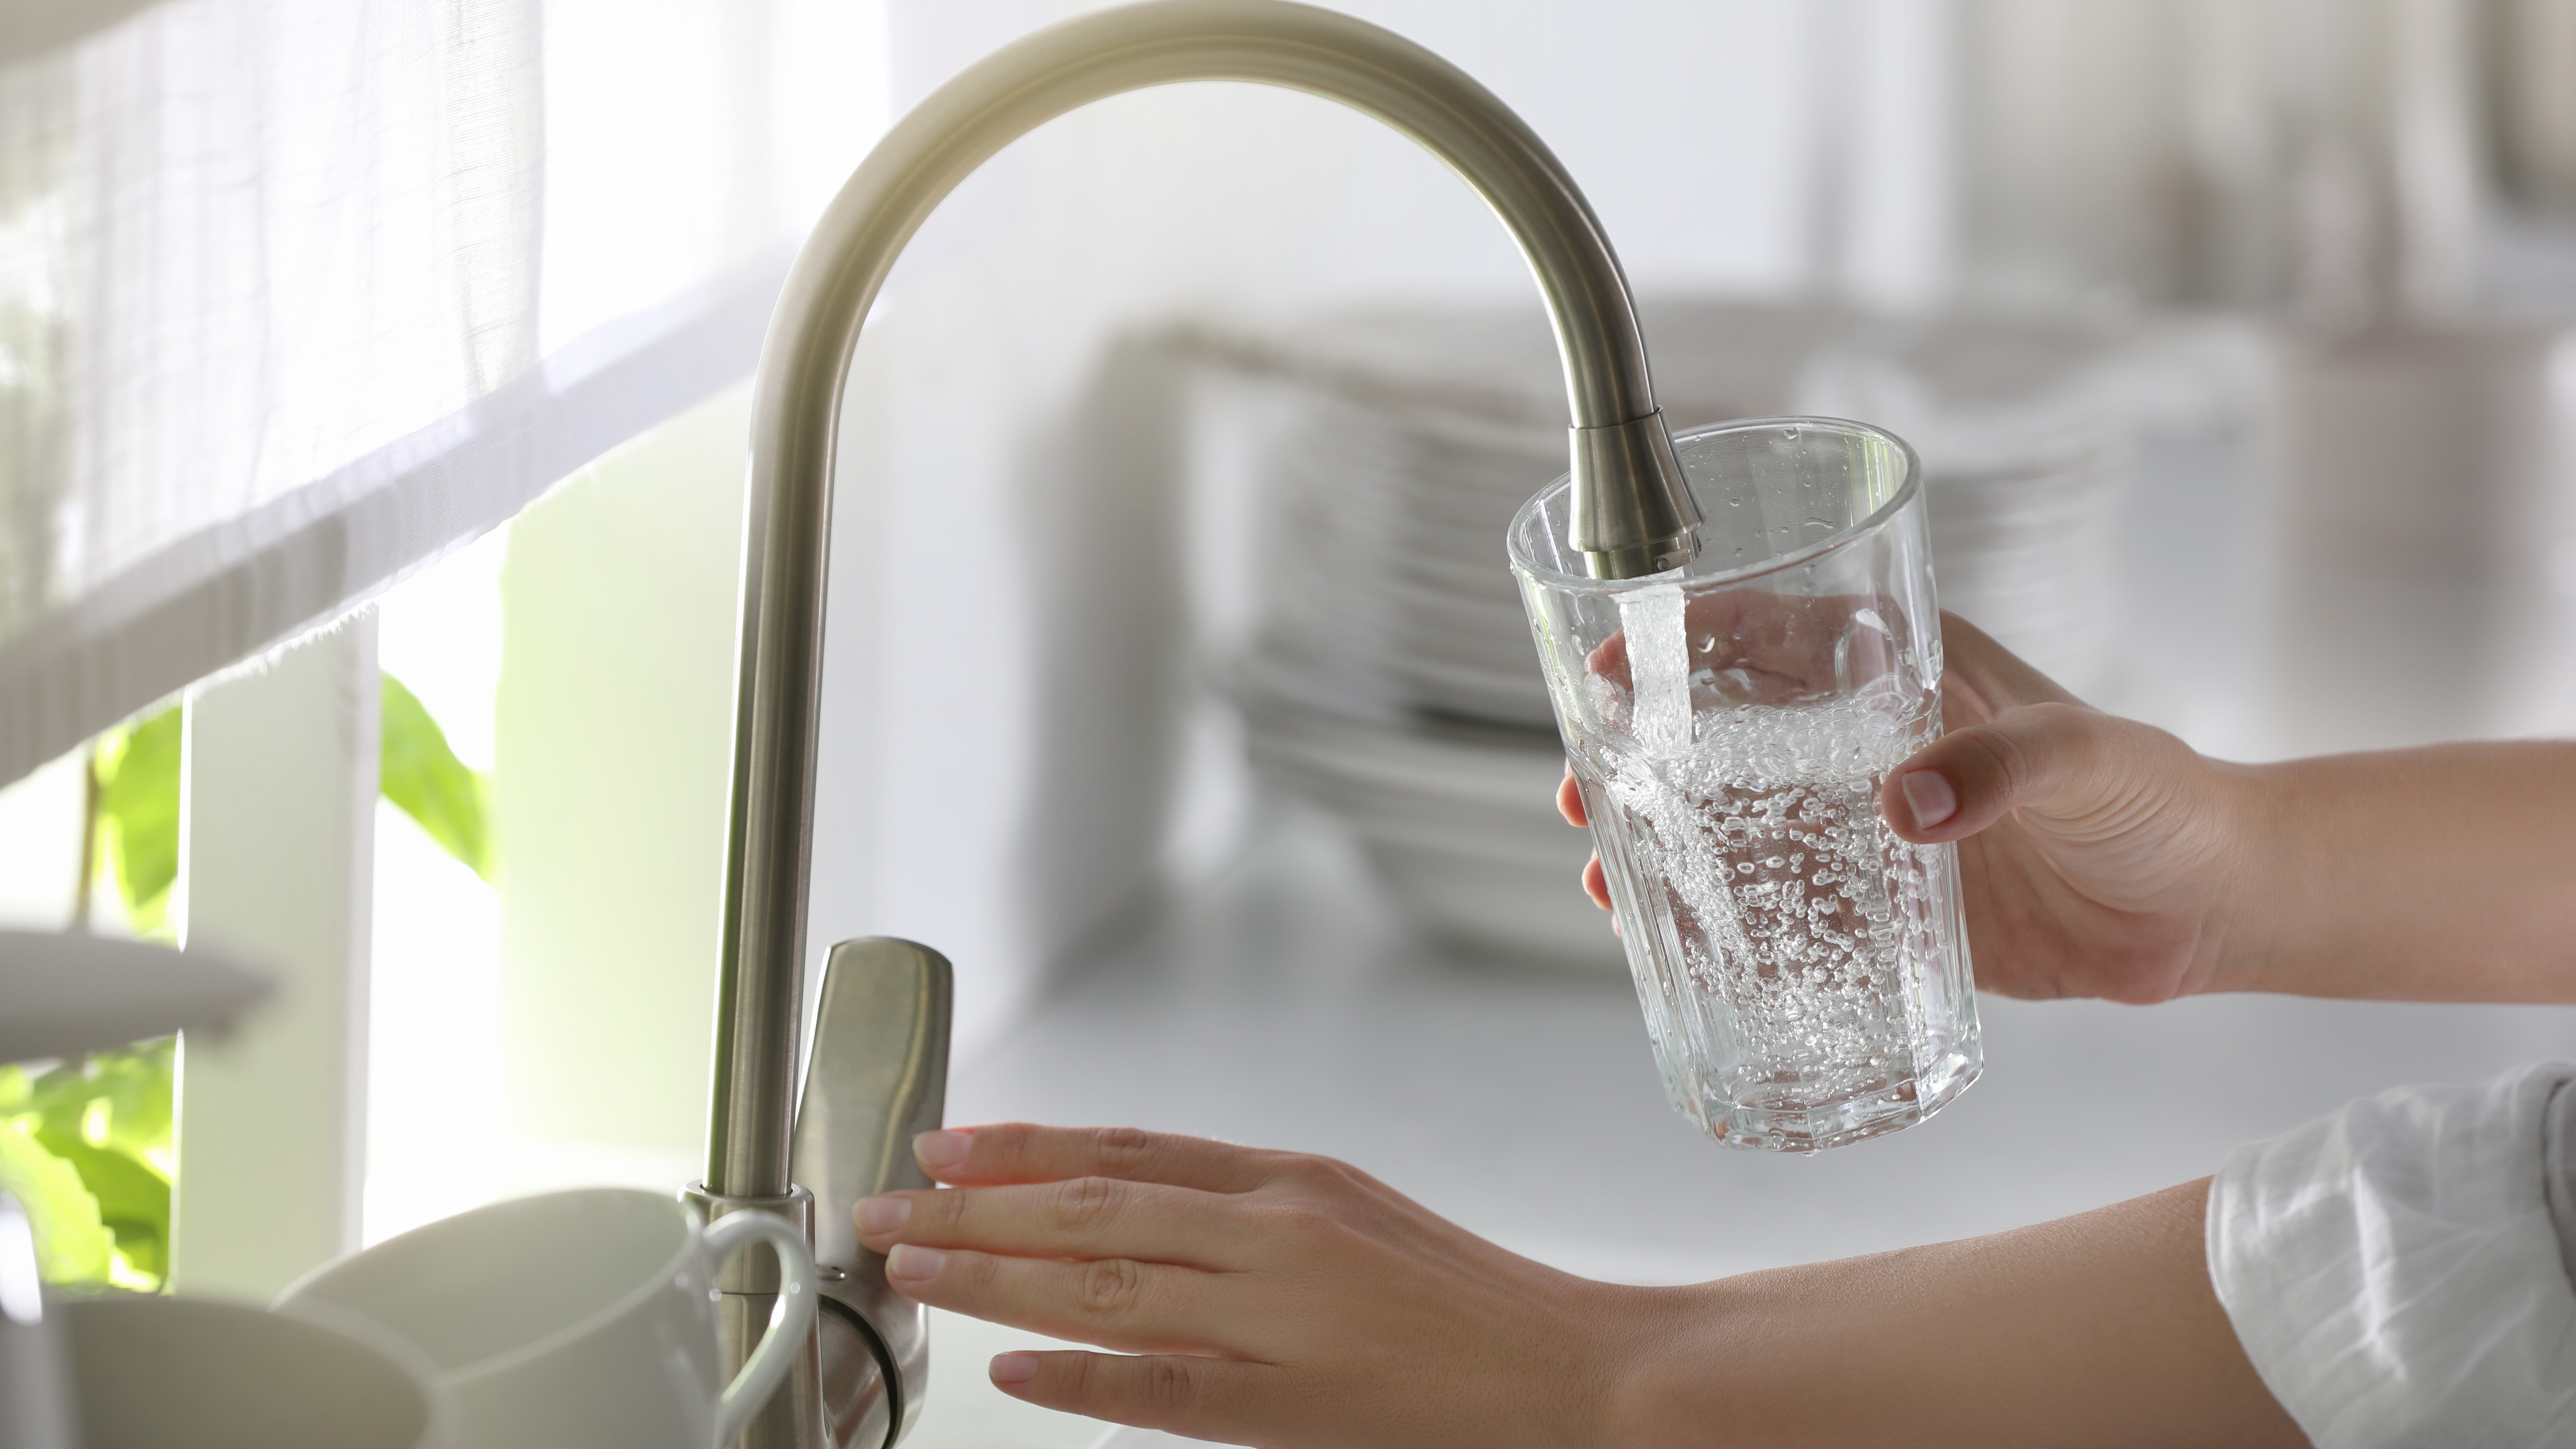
[28,1132,168,1282]
[381,672,494,882]
[12,1043,175,1289]
[96,706,182,938]
[22,1042,174,1167]
[0,1120,115,1284]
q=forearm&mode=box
[1612,1181,2303,1449]
[2231,741,2576,1001]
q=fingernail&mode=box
[886,1244,947,1284]
[1901,769,1957,829]
[991,1352,1040,1386]
[856,1195,911,1235]
[914,1129,972,1170]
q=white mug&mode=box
[279,1187,815,1449]
[61,1295,455,1449]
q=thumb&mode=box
[1880,702,2123,845]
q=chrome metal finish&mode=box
[795,941,953,1275]
[814,1304,893,1449]
[791,939,953,1449]
[684,1182,820,1449]
[1569,409,1699,578]
[710,0,1695,1196]
[710,2,1700,1443]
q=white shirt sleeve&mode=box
[2206,1062,2576,1449]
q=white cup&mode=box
[61,1295,455,1449]
[279,1187,816,1449]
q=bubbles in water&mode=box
[1583,692,1962,1138]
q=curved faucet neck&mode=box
[709,0,1696,1198]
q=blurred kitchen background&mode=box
[6,2,2576,1443]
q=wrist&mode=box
[1593,1281,1749,1449]
[2201,758,2293,997]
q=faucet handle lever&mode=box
[795,936,951,1267]
[792,937,953,1449]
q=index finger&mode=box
[918,1123,1290,1194]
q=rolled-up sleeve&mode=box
[2207,1062,2576,1447]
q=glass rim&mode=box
[1506,415,1924,592]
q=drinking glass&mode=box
[1509,417,1980,1151]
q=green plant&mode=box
[381,673,495,882]
[91,707,182,940]
[13,669,491,1289]
[0,1096,115,1284]
[0,1043,171,1288]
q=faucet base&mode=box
[683,1181,828,1449]
[814,1285,901,1449]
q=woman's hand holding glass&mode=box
[1564,610,2258,1004]
[1567,608,2576,1005]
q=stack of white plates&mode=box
[1224,659,1591,961]
[1182,301,1846,969]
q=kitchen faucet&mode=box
[695,3,1700,1446]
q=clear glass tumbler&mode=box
[1509,417,1980,1152]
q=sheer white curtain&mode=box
[0,0,884,786]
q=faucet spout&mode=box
[705,2,1698,1443]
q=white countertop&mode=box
[907,811,2576,1449]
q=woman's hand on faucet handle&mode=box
[853,1123,1654,1449]
[1561,611,2261,1004]
[853,1124,2304,1448]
